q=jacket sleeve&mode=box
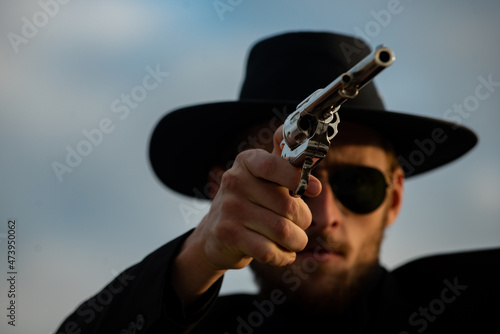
[54,229,223,334]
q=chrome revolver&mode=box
[281,45,395,195]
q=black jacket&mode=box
[55,230,500,333]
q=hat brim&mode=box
[149,100,477,198]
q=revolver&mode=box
[281,45,395,196]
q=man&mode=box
[56,32,499,334]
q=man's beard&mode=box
[283,257,381,314]
[250,207,389,315]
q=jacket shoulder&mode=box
[392,247,500,280]
[390,247,500,333]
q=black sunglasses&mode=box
[327,166,392,214]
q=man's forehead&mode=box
[242,120,390,157]
[334,122,387,147]
[321,122,392,169]
[324,143,388,167]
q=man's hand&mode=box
[173,125,322,304]
[200,125,321,269]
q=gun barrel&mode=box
[346,46,395,92]
[283,46,395,151]
[281,45,395,195]
[304,45,395,118]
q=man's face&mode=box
[251,123,404,311]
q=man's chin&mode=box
[286,260,379,314]
[285,265,351,311]
[252,258,379,314]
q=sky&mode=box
[0,0,499,332]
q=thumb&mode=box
[272,124,285,156]
[272,124,322,197]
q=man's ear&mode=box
[386,166,404,227]
[207,165,226,200]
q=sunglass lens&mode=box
[330,166,388,214]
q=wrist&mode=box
[172,228,226,306]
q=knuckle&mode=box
[213,219,235,242]
[271,218,293,239]
[213,199,242,235]
[220,169,243,192]
[254,246,277,265]
[233,151,246,165]
[250,240,292,267]
[220,188,244,209]
[281,197,301,222]
[213,220,244,256]
[236,149,260,165]
[273,219,308,252]
[218,195,243,223]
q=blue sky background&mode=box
[0,0,499,332]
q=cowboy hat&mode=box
[149,31,477,198]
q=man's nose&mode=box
[304,180,343,230]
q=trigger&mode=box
[292,156,314,196]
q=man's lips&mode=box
[297,244,346,262]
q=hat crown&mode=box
[239,31,385,109]
[149,31,478,198]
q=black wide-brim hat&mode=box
[149,31,477,198]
